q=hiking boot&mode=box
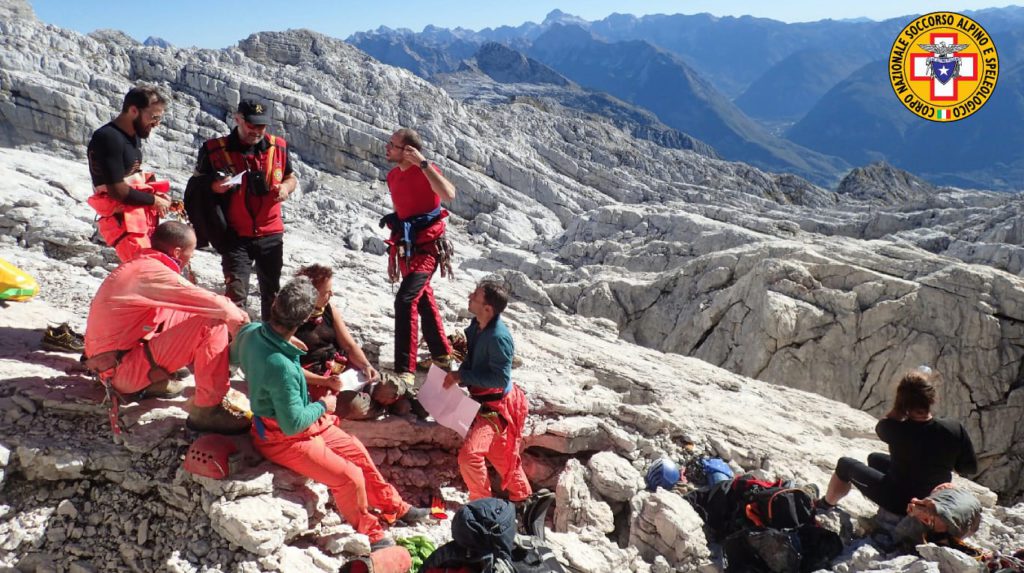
[372,373,412,406]
[800,483,821,501]
[137,378,185,399]
[41,323,85,353]
[447,332,468,362]
[399,506,430,524]
[186,403,251,434]
[369,537,395,552]
[416,354,453,372]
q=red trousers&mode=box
[254,415,410,543]
[111,312,229,407]
[458,414,532,502]
[394,253,451,373]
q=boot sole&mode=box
[41,341,85,353]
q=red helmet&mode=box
[184,434,239,479]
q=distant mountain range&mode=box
[349,7,1024,190]
[436,42,718,157]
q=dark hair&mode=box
[295,264,333,290]
[150,221,195,254]
[121,85,167,113]
[394,127,423,151]
[271,276,318,330]
[479,281,508,315]
[894,370,937,413]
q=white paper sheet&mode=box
[224,171,245,186]
[418,365,480,438]
[338,369,368,392]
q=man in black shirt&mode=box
[820,369,978,515]
[87,85,171,262]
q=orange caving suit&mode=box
[84,250,247,406]
[88,172,170,262]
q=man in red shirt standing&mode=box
[381,128,456,385]
[194,99,297,321]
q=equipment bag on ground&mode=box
[0,258,39,302]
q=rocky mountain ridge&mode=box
[2,1,1024,571]
[349,8,1024,190]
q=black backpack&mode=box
[684,475,784,538]
[183,174,233,253]
[723,524,842,573]
[420,497,566,573]
[745,487,815,530]
[510,536,566,573]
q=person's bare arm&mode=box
[402,146,455,201]
[330,305,378,381]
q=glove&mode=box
[336,390,372,419]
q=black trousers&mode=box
[394,268,449,373]
[835,453,917,514]
[221,233,283,321]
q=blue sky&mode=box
[30,1,1015,49]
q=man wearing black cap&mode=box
[193,98,297,321]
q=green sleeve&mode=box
[266,355,325,435]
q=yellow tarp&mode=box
[0,257,39,301]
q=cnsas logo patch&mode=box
[889,12,998,122]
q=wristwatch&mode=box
[420,160,430,170]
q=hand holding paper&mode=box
[338,369,368,392]
[418,365,479,438]
[225,171,245,186]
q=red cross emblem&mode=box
[909,32,978,101]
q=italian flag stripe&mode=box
[936,109,949,119]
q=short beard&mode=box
[133,116,151,139]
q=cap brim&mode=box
[244,114,270,126]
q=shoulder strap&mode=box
[204,136,239,173]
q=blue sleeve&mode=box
[266,355,325,435]
[460,332,513,391]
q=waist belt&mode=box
[84,339,170,385]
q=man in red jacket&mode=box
[84,221,251,434]
[381,128,456,384]
[194,98,298,321]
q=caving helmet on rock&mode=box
[184,434,238,480]
[645,457,681,492]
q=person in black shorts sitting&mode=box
[293,264,378,394]
[292,264,418,419]
[820,367,978,515]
